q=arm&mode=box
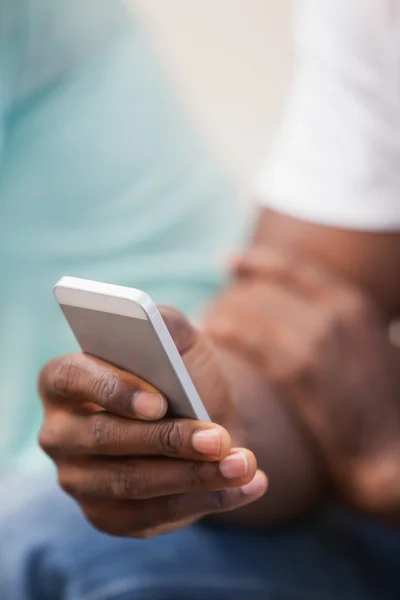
[38,236,400,537]
[204,210,400,528]
[253,209,400,318]
[204,0,400,526]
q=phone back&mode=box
[55,278,210,421]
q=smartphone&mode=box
[53,276,210,421]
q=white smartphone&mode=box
[53,276,210,421]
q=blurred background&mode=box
[132,0,294,199]
[0,0,295,476]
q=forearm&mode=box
[209,345,327,528]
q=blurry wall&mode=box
[132,0,294,197]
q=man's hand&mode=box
[38,307,267,539]
[205,247,400,523]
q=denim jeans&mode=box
[0,476,399,600]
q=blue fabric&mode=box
[0,476,399,600]
[0,0,244,475]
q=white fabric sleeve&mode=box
[257,0,400,231]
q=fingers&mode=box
[58,449,257,500]
[204,280,317,379]
[231,247,376,324]
[39,354,168,421]
[231,247,334,296]
[38,308,212,423]
[80,470,268,537]
[40,413,232,461]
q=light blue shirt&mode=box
[0,0,245,474]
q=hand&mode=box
[205,247,400,522]
[38,307,267,538]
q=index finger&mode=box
[38,353,168,421]
[40,412,232,462]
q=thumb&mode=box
[158,306,234,427]
[158,305,198,356]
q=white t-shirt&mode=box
[258,0,400,231]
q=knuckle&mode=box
[90,371,120,409]
[38,427,50,453]
[111,463,141,499]
[41,355,127,412]
[89,414,128,451]
[89,414,110,448]
[157,421,186,456]
[51,357,83,400]
[186,461,210,488]
[207,490,234,512]
[38,423,59,458]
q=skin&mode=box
[39,307,268,538]
[207,212,400,524]
[39,209,400,534]
[252,209,400,318]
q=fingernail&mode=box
[240,471,268,498]
[192,429,221,456]
[132,392,165,420]
[219,451,249,479]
